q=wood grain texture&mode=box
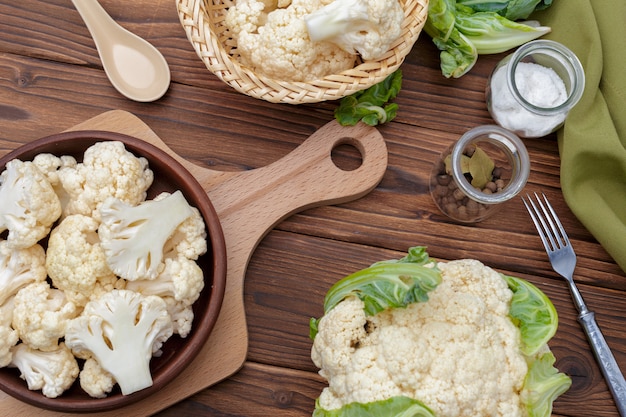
[1,1,625,416]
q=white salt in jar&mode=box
[486,40,585,138]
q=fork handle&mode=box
[579,310,626,416]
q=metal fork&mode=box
[523,192,626,416]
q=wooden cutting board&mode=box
[0,110,388,416]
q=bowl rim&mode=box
[0,130,228,412]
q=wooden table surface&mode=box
[1,1,625,416]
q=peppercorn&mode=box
[431,144,511,222]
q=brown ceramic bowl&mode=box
[0,131,227,412]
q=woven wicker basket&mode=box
[176,0,429,104]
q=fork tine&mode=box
[523,194,557,253]
[536,192,572,248]
[533,193,563,251]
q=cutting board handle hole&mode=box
[331,140,363,172]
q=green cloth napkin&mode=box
[533,0,626,273]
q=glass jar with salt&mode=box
[486,40,585,138]
[430,125,530,223]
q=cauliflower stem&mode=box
[65,290,173,396]
[99,190,195,280]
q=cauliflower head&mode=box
[225,0,356,81]
[9,343,79,399]
[0,159,62,249]
[58,141,153,221]
[46,214,118,307]
[12,282,78,352]
[312,259,530,416]
[65,289,173,396]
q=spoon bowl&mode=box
[72,0,171,102]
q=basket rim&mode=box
[177,0,429,104]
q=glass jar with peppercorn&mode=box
[429,125,530,223]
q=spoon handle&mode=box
[71,0,117,46]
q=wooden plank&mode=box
[154,362,326,417]
[1,0,625,415]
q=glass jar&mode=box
[486,40,585,138]
[430,125,530,223]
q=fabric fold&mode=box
[533,0,626,273]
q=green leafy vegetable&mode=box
[505,273,570,417]
[313,396,436,417]
[521,349,572,417]
[458,0,553,21]
[425,0,478,78]
[504,274,558,356]
[309,246,440,339]
[424,0,552,77]
[334,70,402,126]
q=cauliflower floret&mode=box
[32,153,77,213]
[79,357,116,399]
[312,259,529,416]
[226,0,267,36]
[124,256,204,338]
[32,153,78,185]
[46,214,118,307]
[311,296,370,376]
[9,343,79,399]
[226,0,355,81]
[162,296,195,338]
[312,297,400,410]
[98,191,196,281]
[58,141,153,221]
[65,290,173,396]
[124,256,205,307]
[12,282,78,352]
[305,0,405,60]
[0,159,62,249]
[0,299,19,367]
[0,326,19,368]
[163,202,208,261]
[0,240,47,306]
